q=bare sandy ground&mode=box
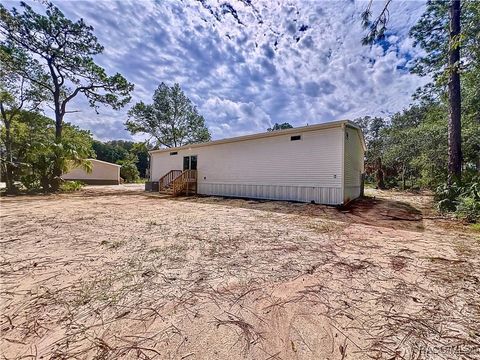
[1,185,479,359]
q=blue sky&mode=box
[12,0,429,141]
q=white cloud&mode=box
[14,0,429,141]
[202,97,272,138]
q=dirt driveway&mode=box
[1,186,479,359]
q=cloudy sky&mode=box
[14,0,429,141]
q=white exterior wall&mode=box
[151,127,344,204]
[63,159,120,184]
[343,126,365,202]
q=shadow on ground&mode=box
[0,186,424,232]
[173,195,424,232]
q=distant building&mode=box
[63,159,121,185]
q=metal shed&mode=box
[62,159,121,185]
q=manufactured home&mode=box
[148,120,366,205]
[62,159,121,185]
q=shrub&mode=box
[117,154,140,183]
[119,162,140,183]
[435,177,480,223]
[60,181,85,192]
[435,183,462,212]
[456,183,480,223]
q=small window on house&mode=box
[170,151,178,156]
[290,135,302,141]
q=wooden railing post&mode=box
[165,169,197,197]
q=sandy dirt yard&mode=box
[1,185,479,360]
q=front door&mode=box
[183,155,197,171]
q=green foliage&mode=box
[435,177,480,223]
[353,116,387,187]
[354,91,479,194]
[92,140,129,165]
[117,154,140,183]
[1,43,49,193]
[410,0,479,84]
[360,1,390,45]
[0,111,94,192]
[1,1,133,191]
[60,180,85,192]
[130,142,150,178]
[267,122,293,131]
[0,2,134,113]
[92,140,150,178]
[126,83,210,148]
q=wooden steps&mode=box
[159,169,197,196]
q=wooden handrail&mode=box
[172,170,197,196]
[159,170,182,191]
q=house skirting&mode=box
[197,183,343,205]
[344,186,361,203]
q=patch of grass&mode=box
[148,242,189,261]
[147,220,163,226]
[60,181,85,192]
[109,240,125,249]
[101,240,125,249]
[470,223,480,232]
[306,221,342,234]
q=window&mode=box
[170,151,178,156]
[190,155,197,170]
[290,135,302,141]
[183,155,198,170]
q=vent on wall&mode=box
[170,151,178,156]
[290,135,302,141]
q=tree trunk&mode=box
[3,120,15,194]
[0,104,15,194]
[376,157,386,190]
[50,110,63,192]
[447,0,462,183]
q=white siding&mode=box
[151,127,344,204]
[343,126,365,202]
[63,159,120,184]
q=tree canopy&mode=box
[0,44,48,193]
[267,122,293,131]
[0,1,133,189]
[92,140,150,178]
[126,83,211,148]
[360,0,479,181]
[0,111,94,192]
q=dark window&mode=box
[290,135,302,141]
[190,155,197,170]
[170,151,178,155]
[183,155,198,170]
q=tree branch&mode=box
[60,83,105,116]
